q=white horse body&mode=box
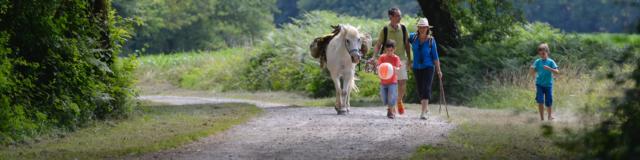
[325,25,365,115]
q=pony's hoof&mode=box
[337,110,347,115]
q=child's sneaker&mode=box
[387,108,395,119]
[397,101,405,115]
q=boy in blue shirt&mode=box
[530,43,560,121]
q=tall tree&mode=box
[416,0,461,54]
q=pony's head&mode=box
[337,25,364,63]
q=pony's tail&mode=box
[350,77,359,93]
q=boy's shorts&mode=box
[535,84,553,107]
[380,83,398,106]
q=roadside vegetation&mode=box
[0,102,262,159]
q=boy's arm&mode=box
[529,64,536,77]
[544,66,560,74]
[544,61,560,74]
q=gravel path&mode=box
[133,95,454,160]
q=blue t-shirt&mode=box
[409,33,439,69]
[532,58,558,87]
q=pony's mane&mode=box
[337,24,359,38]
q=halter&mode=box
[344,39,361,56]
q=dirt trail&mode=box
[133,95,454,160]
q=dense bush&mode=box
[0,0,137,144]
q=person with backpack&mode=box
[409,18,442,120]
[369,7,412,116]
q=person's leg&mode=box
[538,104,544,121]
[535,85,545,121]
[397,61,409,114]
[381,85,392,118]
[388,84,398,119]
[545,86,554,120]
[420,99,429,119]
[380,85,388,105]
[421,68,434,119]
[397,80,406,114]
[414,68,428,117]
[390,83,398,114]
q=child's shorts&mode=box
[380,83,398,106]
[535,84,553,107]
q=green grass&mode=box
[409,106,575,159]
[0,102,262,159]
[468,66,611,112]
[136,48,253,92]
[469,85,535,110]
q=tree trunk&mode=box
[91,0,112,64]
[416,0,460,55]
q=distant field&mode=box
[136,48,253,92]
[578,33,640,47]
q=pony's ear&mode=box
[331,25,343,35]
[359,33,371,43]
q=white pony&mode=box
[326,24,368,115]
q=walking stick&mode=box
[438,86,442,114]
[438,75,449,118]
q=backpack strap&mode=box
[411,32,418,44]
[380,26,388,55]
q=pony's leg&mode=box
[345,84,351,113]
[343,74,354,113]
[332,77,343,114]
